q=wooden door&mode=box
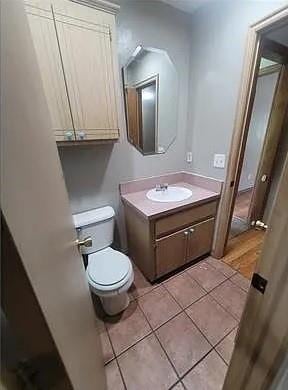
[223,149,288,389]
[2,1,106,388]
[24,0,75,142]
[125,87,141,147]
[155,228,188,278]
[248,65,288,224]
[52,0,119,141]
[186,218,215,263]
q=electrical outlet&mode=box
[214,154,225,168]
[186,151,193,163]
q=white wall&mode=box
[59,0,191,248]
[239,71,279,191]
[59,0,287,250]
[185,0,287,180]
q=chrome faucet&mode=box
[155,183,169,191]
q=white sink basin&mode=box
[146,186,192,203]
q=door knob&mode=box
[252,220,268,230]
[76,236,92,247]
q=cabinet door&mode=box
[186,218,215,263]
[52,1,119,141]
[24,0,75,141]
[155,228,188,278]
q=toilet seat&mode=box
[86,247,133,294]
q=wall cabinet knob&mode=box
[184,231,189,236]
[189,228,195,233]
[77,131,86,140]
[64,130,74,141]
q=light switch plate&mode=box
[214,154,225,168]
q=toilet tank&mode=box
[73,206,115,255]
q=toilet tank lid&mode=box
[73,206,115,228]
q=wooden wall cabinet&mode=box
[124,200,218,282]
[24,0,120,144]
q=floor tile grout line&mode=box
[131,282,160,300]
[204,257,238,276]
[197,290,242,324]
[168,379,186,390]
[185,308,239,353]
[209,282,247,322]
[228,272,251,293]
[108,328,154,360]
[136,298,182,386]
[115,358,128,390]
[177,348,214,382]
[214,346,230,367]
[104,269,243,363]
[181,275,237,315]
[184,268,230,295]
[104,323,128,390]
[207,291,243,323]
[212,323,239,350]
[144,283,220,373]
[160,281,224,351]
[104,260,245,387]
[161,279,209,310]
[160,276,242,354]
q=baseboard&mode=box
[237,186,253,195]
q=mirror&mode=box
[123,46,178,155]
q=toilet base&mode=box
[100,292,130,316]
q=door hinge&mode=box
[251,273,267,294]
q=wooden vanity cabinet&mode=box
[155,228,188,278]
[124,200,218,282]
[25,0,120,144]
[186,217,215,263]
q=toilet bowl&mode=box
[73,206,134,316]
[86,247,134,315]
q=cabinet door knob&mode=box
[184,231,189,236]
[189,228,195,233]
[64,130,74,141]
[77,131,86,140]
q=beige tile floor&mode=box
[98,257,249,390]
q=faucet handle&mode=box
[155,184,161,191]
[163,183,168,189]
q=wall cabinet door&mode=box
[186,218,215,263]
[155,228,188,278]
[52,1,119,141]
[24,1,75,141]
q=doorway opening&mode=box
[215,17,288,282]
[230,59,280,239]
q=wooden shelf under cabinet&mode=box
[124,200,218,282]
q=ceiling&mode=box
[267,25,288,47]
[160,0,215,14]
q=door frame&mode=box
[212,5,288,258]
[223,146,288,390]
[247,64,288,224]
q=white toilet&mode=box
[73,206,134,316]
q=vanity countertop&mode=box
[120,172,222,219]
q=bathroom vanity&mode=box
[120,172,222,282]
